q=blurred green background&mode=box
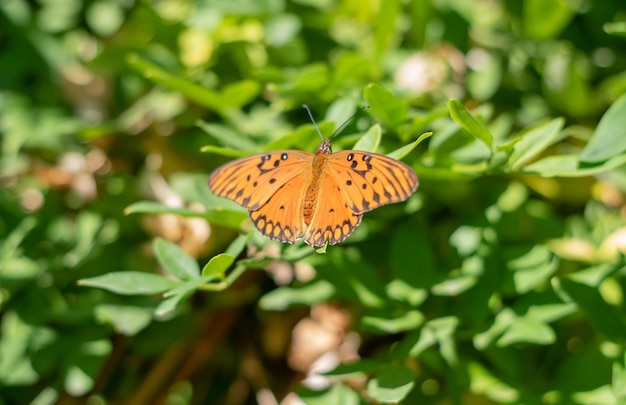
[2,0,626,404]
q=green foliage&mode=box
[2,0,626,404]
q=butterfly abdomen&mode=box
[303,149,330,225]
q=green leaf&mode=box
[364,83,408,128]
[220,80,261,109]
[297,384,361,405]
[554,277,626,341]
[496,317,555,346]
[361,310,424,334]
[326,251,387,308]
[153,238,200,281]
[367,364,415,403]
[0,311,39,385]
[0,216,37,261]
[523,0,575,40]
[94,304,153,336]
[431,275,478,296]
[201,253,234,279]
[509,118,565,170]
[353,124,382,152]
[385,279,427,307]
[374,0,399,55]
[613,353,626,399]
[225,233,251,257]
[259,280,335,310]
[124,201,207,218]
[126,53,226,114]
[522,154,626,177]
[386,132,431,160]
[468,362,520,403]
[403,317,458,357]
[567,263,617,288]
[323,359,383,377]
[448,99,493,148]
[65,211,106,268]
[124,201,248,229]
[200,145,249,158]
[198,122,259,151]
[580,94,626,163]
[78,271,178,295]
[155,285,198,317]
[507,245,558,294]
[277,63,328,93]
[467,50,502,101]
[0,257,41,280]
[604,22,626,37]
[164,275,216,298]
[208,209,249,229]
[526,303,577,324]
[473,308,516,350]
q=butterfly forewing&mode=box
[208,150,311,210]
[327,151,418,214]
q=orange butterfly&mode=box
[208,108,418,247]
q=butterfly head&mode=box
[317,138,332,155]
[303,104,370,156]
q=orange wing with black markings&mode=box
[326,150,418,214]
[208,138,418,247]
[208,150,311,210]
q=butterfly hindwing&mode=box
[327,151,418,214]
[305,171,362,247]
[208,150,311,210]
[248,171,310,243]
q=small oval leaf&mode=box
[153,238,200,281]
[580,94,626,163]
[78,271,178,295]
[367,364,416,403]
[202,253,235,278]
[364,83,408,128]
[448,99,493,148]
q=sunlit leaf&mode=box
[201,253,234,279]
[448,99,493,148]
[353,124,381,152]
[78,272,178,295]
[259,280,335,310]
[153,238,200,281]
[364,83,408,128]
[580,94,626,163]
[367,364,415,403]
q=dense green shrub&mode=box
[2,0,626,404]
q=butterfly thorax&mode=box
[302,140,332,225]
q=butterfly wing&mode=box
[208,150,312,210]
[248,171,310,244]
[326,151,418,214]
[304,171,362,247]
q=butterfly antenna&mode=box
[303,104,370,140]
[330,105,370,139]
[303,104,324,141]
